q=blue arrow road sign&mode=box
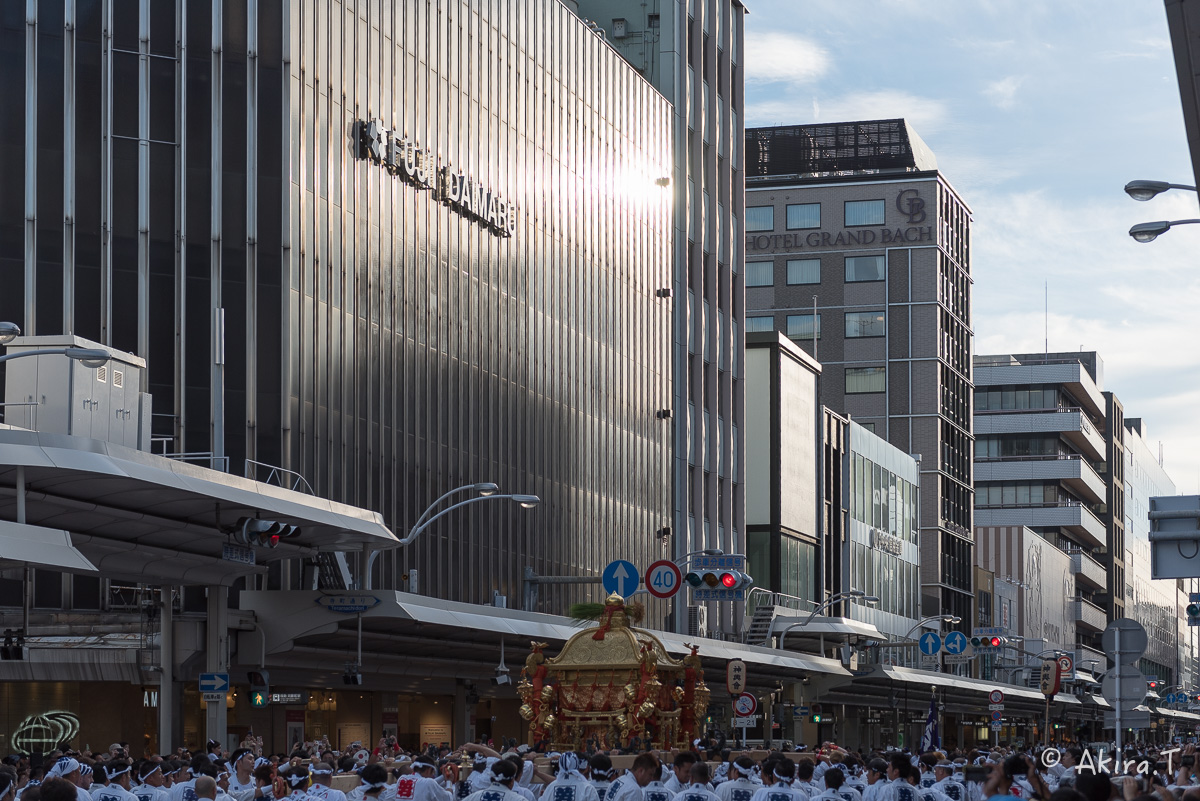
[602,560,640,598]
[199,672,229,693]
[944,631,968,655]
[919,632,942,656]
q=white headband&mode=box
[49,758,80,779]
[106,766,131,781]
[286,775,309,789]
[360,781,388,791]
[139,765,162,782]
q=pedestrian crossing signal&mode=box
[1187,603,1200,627]
[251,691,268,708]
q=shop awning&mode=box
[0,520,96,572]
[876,665,1081,704]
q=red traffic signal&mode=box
[989,637,1001,647]
[721,572,737,588]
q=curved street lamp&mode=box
[1124,180,1198,201]
[1128,219,1200,243]
[0,323,112,368]
[398,492,540,546]
[903,614,961,641]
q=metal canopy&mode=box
[0,427,399,585]
[875,665,1082,705]
[0,520,96,572]
[239,590,851,695]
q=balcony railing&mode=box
[1071,596,1107,631]
[1068,549,1107,589]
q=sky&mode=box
[742,0,1200,492]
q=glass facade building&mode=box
[574,0,747,635]
[0,1,674,608]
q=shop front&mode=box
[0,681,158,756]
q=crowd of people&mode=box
[2,738,1200,801]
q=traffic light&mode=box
[719,571,753,591]
[249,670,270,707]
[235,517,302,549]
[969,636,1008,650]
[1148,679,1160,692]
[1188,603,1200,627]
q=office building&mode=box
[571,0,747,633]
[743,120,974,627]
[0,2,674,608]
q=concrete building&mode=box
[743,119,975,628]
[572,0,748,635]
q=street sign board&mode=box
[202,692,226,703]
[645,560,682,599]
[1102,665,1148,707]
[792,706,810,719]
[991,710,1003,721]
[989,690,1005,704]
[920,655,940,668]
[1191,592,1200,604]
[733,692,758,717]
[1102,619,1148,665]
[1057,655,1075,681]
[990,722,1003,731]
[1104,710,1152,729]
[199,672,229,693]
[944,654,973,665]
[944,631,968,655]
[316,595,381,614]
[973,626,1007,637]
[918,632,942,656]
[1150,496,1200,579]
[733,715,758,728]
[602,560,640,598]
[989,704,1005,711]
[726,659,747,695]
[222,543,255,565]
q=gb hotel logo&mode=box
[353,119,518,238]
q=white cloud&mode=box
[815,91,949,133]
[743,31,830,86]
[983,76,1023,109]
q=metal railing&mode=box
[158,451,229,472]
[746,588,820,612]
[245,459,315,495]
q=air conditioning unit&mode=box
[687,605,708,637]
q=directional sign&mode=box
[989,690,1005,704]
[944,631,968,655]
[316,595,382,614]
[733,692,758,717]
[199,672,229,693]
[919,632,942,656]
[602,560,640,598]
[645,560,683,599]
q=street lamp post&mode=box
[779,591,880,655]
[1124,179,1200,242]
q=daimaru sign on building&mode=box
[353,119,517,238]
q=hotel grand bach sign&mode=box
[746,188,934,252]
[353,119,517,238]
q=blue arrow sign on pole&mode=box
[199,672,229,693]
[919,632,942,656]
[602,560,640,598]
[944,631,967,655]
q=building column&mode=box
[206,584,229,747]
[158,585,174,754]
[453,681,471,746]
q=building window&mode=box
[745,205,774,232]
[860,422,877,434]
[845,199,885,226]
[845,254,885,282]
[787,258,820,285]
[746,261,773,287]
[845,311,886,338]
[745,316,775,332]
[787,313,820,341]
[786,203,820,230]
[846,366,886,394]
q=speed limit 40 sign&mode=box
[645,560,683,599]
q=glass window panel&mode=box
[845,255,886,282]
[786,313,820,340]
[1031,484,1044,504]
[1016,390,1030,409]
[1002,485,1017,505]
[1017,484,1030,505]
[1002,389,1015,410]
[845,311,886,338]
[787,258,820,285]
[745,316,774,332]
[845,199,885,226]
[745,205,774,232]
[786,203,820,229]
[746,261,773,286]
[845,366,886,394]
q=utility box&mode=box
[2,335,152,451]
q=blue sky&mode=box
[743,0,1200,490]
